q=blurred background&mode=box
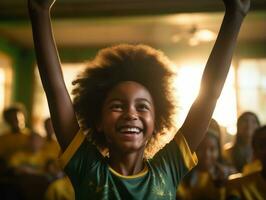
[0,0,266,145]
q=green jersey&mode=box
[60,130,197,200]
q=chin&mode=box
[118,143,145,154]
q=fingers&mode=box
[223,0,250,16]
[28,0,56,11]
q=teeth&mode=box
[120,127,140,133]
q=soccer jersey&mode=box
[60,130,197,200]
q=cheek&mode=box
[145,115,155,133]
[211,149,219,161]
[100,111,120,130]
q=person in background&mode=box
[177,130,235,200]
[42,118,60,160]
[226,125,266,200]
[209,119,224,163]
[0,104,31,162]
[8,132,46,175]
[223,112,260,172]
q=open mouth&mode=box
[118,126,143,134]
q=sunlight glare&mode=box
[174,62,237,135]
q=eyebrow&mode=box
[106,98,153,105]
[136,98,153,105]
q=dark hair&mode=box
[72,44,177,155]
[3,104,27,123]
[206,130,222,161]
[237,111,260,128]
[252,125,266,152]
[208,119,224,163]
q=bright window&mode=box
[237,59,266,124]
[174,62,237,135]
[0,52,13,132]
[32,63,86,135]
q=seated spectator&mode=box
[223,112,260,172]
[42,118,60,160]
[177,130,234,200]
[8,132,47,174]
[0,104,31,161]
[226,125,266,200]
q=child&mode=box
[8,132,46,175]
[226,126,266,200]
[0,105,31,161]
[28,0,250,199]
[177,130,235,200]
[223,112,260,172]
[42,118,60,160]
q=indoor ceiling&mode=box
[0,0,265,49]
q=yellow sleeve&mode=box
[59,130,86,169]
[174,132,198,170]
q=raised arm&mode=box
[177,0,250,152]
[28,0,79,151]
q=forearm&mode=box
[200,11,245,98]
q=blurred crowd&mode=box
[0,104,74,200]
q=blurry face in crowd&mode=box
[197,134,219,171]
[7,111,26,133]
[237,113,259,142]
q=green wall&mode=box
[0,38,35,126]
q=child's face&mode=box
[99,81,155,154]
[197,135,219,171]
[237,113,259,140]
[7,111,26,132]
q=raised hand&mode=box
[223,0,250,17]
[28,0,56,12]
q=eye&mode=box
[136,103,150,111]
[109,102,124,111]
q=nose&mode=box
[123,106,138,121]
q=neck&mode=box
[108,149,145,176]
